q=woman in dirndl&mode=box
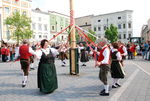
[36,39,59,94]
[111,42,125,88]
[78,43,89,66]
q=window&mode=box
[22,11,27,15]
[21,2,28,8]
[98,27,101,31]
[61,26,63,30]
[13,9,19,13]
[3,0,10,2]
[118,17,121,19]
[94,27,97,31]
[13,0,19,4]
[123,24,126,29]
[33,35,35,39]
[128,23,131,28]
[4,7,10,14]
[52,26,55,30]
[44,24,47,31]
[38,24,42,30]
[85,22,87,25]
[128,34,131,38]
[118,24,121,29]
[124,34,126,39]
[39,35,42,38]
[43,35,47,38]
[119,34,121,39]
[104,26,107,30]
[98,20,101,22]
[32,23,36,30]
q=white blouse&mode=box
[36,48,59,59]
[112,49,122,61]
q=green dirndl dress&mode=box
[37,50,58,93]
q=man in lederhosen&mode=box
[15,40,35,87]
[95,38,110,96]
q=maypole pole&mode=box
[69,0,79,75]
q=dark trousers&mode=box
[99,65,110,85]
[20,59,30,76]
[2,55,7,62]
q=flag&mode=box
[15,0,19,2]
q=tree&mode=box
[105,24,118,43]
[5,11,33,43]
[87,29,96,43]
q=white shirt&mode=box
[101,45,110,64]
[122,45,127,56]
[78,46,84,54]
[112,48,122,60]
[36,48,59,59]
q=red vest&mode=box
[98,46,110,64]
[118,45,124,54]
[1,48,9,55]
[19,45,30,59]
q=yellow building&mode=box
[0,0,32,42]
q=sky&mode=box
[32,0,150,37]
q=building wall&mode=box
[92,10,133,43]
[1,0,31,41]
[147,19,150,42]
[75,15,93,31]
[31,9,50,42]
[49,11,70,44]
[141,25,148,43]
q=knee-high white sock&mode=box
[30,63,33,68]
[104,85,109,93]
[112,78,116,86]
[116,79,120,84]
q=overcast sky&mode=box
[32,0,150,37]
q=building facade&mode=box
[92,10,133,43]
[75,15,93,31]
[0,0,32,42]
[141,18,150,43]
[49,11,70,44]
[147,19,150,42]
[31,8,50,42]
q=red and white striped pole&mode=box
[69,0,78,75]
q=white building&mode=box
[31,8,50,42]
[92,10,133,43]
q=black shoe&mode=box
[100,89,105,94]
[100,92,109,96]
[22,84,26,87]
[112,85,117,88]
[63,62,66,64]
[82,64,86,66]
[115,83,121,87]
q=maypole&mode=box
[69,0,79,75]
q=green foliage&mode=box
[5,11,33,43]
[87,29,96,42]
[105,24,118,43]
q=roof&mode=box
[48,11,69,17]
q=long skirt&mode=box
[111,61,125,79]
[80,51,89,62]
[38,63,58,93]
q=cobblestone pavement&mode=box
[0,57,150,101]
